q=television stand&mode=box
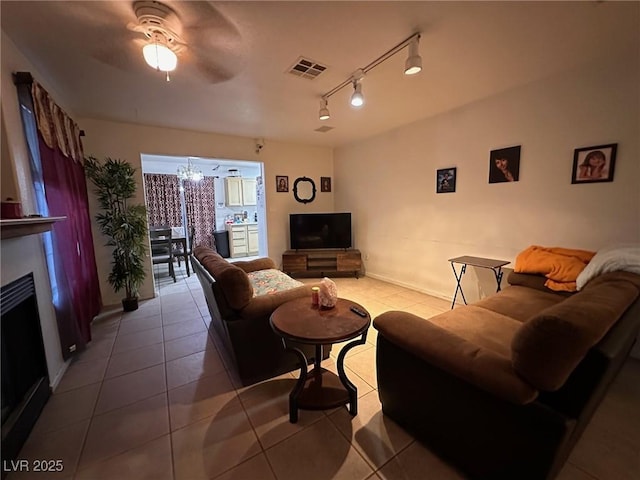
[282,249,362,278]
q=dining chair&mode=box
[150,227,176,282]
[173,225,196,276]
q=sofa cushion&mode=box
[194,247,254,310]
[233,257,278,273]
[248,269,304,296]
[511,271,640,391]
[428,306,522,358]
[507,272,574,298]
[473,285,565,323]
[374,311,538,404]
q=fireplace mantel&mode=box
[0,216,66,240]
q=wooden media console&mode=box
[282,249,362,278]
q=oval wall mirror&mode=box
[293,177,316,204]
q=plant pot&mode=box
[122,297,139,312]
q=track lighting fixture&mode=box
[319,98,330,120]
[317,32,421,119]
[350,80,364,107]
[404,36,422,75]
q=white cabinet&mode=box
[224,177,256,206]
[227,223,259,258]
[242,179,257,206]
[224,177,243,206]
[247,224,259,255]
[227,224,248,257]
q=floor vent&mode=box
[314,126,334,133]
[287,57,327,79]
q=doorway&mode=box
[140,154,267,269]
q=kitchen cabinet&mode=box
[224,177,243,206]
[227,224,248,257]
[242,179,257,206]
[224,177,256,206]
[227,223,259,257]
[247,224,259,255]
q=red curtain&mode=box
[19,79,102,358]
[38,137,101,347]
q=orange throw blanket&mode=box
[515,246,595,292]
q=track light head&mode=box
[319,98,330,120]
[404,35,422,75]
[350,80,364,107]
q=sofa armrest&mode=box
[233,257,277,273]
[239,284,316,320]
[373,311,538,404]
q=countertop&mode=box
[226,222,258,226]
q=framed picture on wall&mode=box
[321,176,332,192]
[436,168,457,193]
[489,145,521,183]
[276,175,289,192]
[571,144,617,184]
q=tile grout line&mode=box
[73,308,122,477]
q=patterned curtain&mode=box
[32,81,84,162]
[184,177,215,248]
[143,174,182,227]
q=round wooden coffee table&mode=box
[270,297,371,423]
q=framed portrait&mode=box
[436,168,457,193]
[320,176,332,192]
[276,175,289,192]
[571,143,617,184]
[489,145,521,183]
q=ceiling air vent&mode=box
[314,126,334,133]
[287,57,327,79]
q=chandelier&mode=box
[177,158,203,181]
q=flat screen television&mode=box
[289,213,352,250]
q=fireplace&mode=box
[1,273,50,474]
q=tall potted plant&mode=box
[85,156,147,311]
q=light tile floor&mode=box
[9,262,639,479]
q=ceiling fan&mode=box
[128,1,184,80]
[80,0,246,84]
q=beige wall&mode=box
[80,118,334,306]
[334,54,640,303]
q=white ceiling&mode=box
[141,153,261,177]
[2,1,638,148]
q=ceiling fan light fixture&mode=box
[142,40,177,72]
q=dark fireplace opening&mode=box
[1,273,51,476]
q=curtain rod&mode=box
[13,71,34,86]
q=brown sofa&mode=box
[374,270,640,479]
[191,246,331,386]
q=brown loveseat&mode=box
[374,270,640,479]
[191,246,331,386]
